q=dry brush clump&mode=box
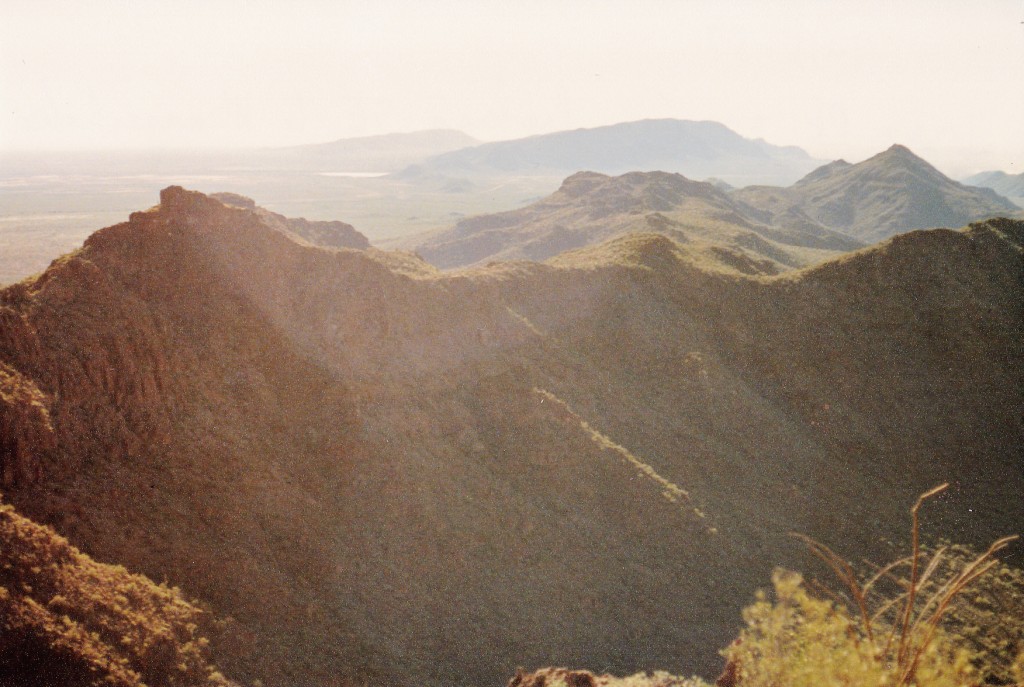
[720,484,1023,687]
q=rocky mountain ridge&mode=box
[402,170,862,270]
[0,188,1020,687]
[210,192,370,250]
[735,144,1020,242]
[964,169,1024,207]
[0,497,233,687]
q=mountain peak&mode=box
[737,145,1020,242]
[159,184,221,215]
[870,143,934,170]
[1,183,1022,687]
[885,143,913,155]
[795,159,853,185]
[95,186,369,257]
[558,171,611,197]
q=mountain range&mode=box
[395,119,825,187]
[736,144,1020,242]
[964,169,1024,207]
[401,170,861,271]
[398,144,1017,270]
[1,187,1021,686]
[254,129,481,172]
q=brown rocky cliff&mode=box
[0,362,54,486]
[0,187,730,684]
[0,187,407,685]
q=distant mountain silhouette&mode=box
[963,169,1024,206]
[258,129,480,171]
[395,119,824,186]
[402,170,862,270]
[736,144,1020,242]
[1,188,1020,686]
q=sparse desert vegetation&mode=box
[511,487,1024,687]
[718,485,1023,687]
[0,497,230,687]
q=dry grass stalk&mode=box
[792,483,1019,686]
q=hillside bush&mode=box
[0,499,230,687]
[719,484,1022,687]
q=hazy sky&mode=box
[2,0,1022,176]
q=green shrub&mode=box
[724,568,979,687]
[722,484,1021,687]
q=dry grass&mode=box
[721,484,1022,687]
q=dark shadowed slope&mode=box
[0,188,1021,687]
[736,144,1020,242]
[401,170,862,270]
[0,497,233,687]
[396,119,823,187]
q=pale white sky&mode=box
[2,0,1022,176]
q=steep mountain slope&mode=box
[0,189,1021,687]
[396,119,823,187]
[964,169,1024,207]
[735,145,1020,242]
[402,170,862,270]
[0,498,232,687]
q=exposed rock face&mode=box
[212,190,370,249]
[210,191,256,209]
[509,667,700,687]
[275,215,370,249]
[0,363,54,486]
[0,188,1020,687]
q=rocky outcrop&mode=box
[212,190,370,249]
[210,192,256,209]
[509,667,700,687]
[510,668,600,687]
[272,215,370,250]
[0,363,54,487]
